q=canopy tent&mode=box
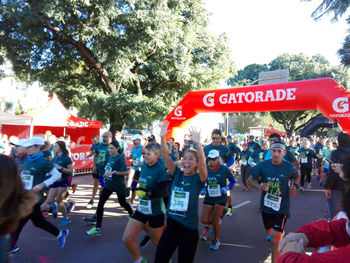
[264,124,287,138]
[0,111,32,138]
[2,94,102,143]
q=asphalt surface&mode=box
[9,173,328,263]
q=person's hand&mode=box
[200,188,206,196]
[325,189,332,199]
[260,182,270,192]
[159,121,170,138]
[55,165,62,170]
[280,239,305,256]
[279,232,308,252]
[221,186,229,195]
[32,183,45,192]
[189,127,201,144]
[331,163,343,174]
[105,171,114,176]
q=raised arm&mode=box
[159,121,176,176]
[189,127,207,183]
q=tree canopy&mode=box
[0,0,235,133]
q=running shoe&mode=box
[86,200,94,209]
[71,183,78,193]
[139,234,151,247]
[50,203,58,219]
[299,186,304,191]
[8,244,19,254]
[140,257,147,263]
[42,211,49,218]
[243,186,248,191]
[58,229,69,249]
[307,182,312,189]
[66,201,76,214]
[83,215,97,225]
[200,227,209,242]
[210,239,220,250]
[266,234,273,242]
[59,218,72,227]
[86,226,102,236]
[226,207,233,216]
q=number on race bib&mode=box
[170,191,189,212]
[137,199,152,215]
[264,193,282,212]
[21,172,34,190]
[207,184,221,197]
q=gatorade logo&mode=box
[174,106,182,117]
[203,93,215,107]
[333,97,349,113]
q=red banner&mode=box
[70,144,93,171]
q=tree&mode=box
[0,0,235,133]
[227,64,269,87]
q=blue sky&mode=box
[205,0,350,69]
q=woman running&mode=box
[299,140,317,191]
[200,149,235,250]
[123,142,168,263]
[86,140,133,236]
[154,122,207,263]
[41,140,74,227]
[11,137,69,252]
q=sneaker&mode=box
[42,211,49,218]
[86,226,102,236]
[139,234,151,247]
[83,215,97,225]
[140,257,147,263]
[8,244,19,254]
[58,229,69,249]
[200,227,209,242]
[243,186,248,191]
[86,200,94,209]
[307,182,312,189]
[66,201,76,214]
[299,186,304,191]
[266,234,273,242]
[59,218,72,227]
[71,183,78,193]
[226,207,233,216]
[50,203,58,219]
[210,239,220,250]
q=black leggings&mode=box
[154,217,199,263]
[300,166,312,187]
[241,166,250,187]
[96,187,133,228]
[11,203,59,247]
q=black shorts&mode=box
[316,159,324,168]
[261,212,288,232]
[133,170,140,181]
[203,201,226,207]
[92,169,99,179]
[131,210,165,228]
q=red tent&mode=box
[3,93,101,144]
[264,124,287,138]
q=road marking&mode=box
[206,241,254,248]
[233,201,251,209]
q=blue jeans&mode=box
[327,190,343,220]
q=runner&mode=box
[240,142,252,191]
[248,139,268,167]
[41,141,74,227]
[314,137,325,180]
[129,134,144,206]
[86,140,133,236]
[286,138,299,159]
[86,131,112,209]
[247,135,260,153]
[87,134,100,208]
[154,122,207,263]
[122,142,168,263]
[10,137,69,251]
[247,141,298,263]
[299,140,317,191]
[200,149,235,250]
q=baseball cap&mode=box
[132,134,142,141]
[11,138,29,147]
[227,135,232,139]
[22,137,45,147]
[249,135,254,139]
[242,142,248,146]
[207,149,220,159]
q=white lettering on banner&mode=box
[333,97,349,113]
[211,88,297,108]
[174,106,183,117]
[66,121,89,127]
[72,152,92,161]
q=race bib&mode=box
[319,150,323,155]
[169,190,189,212]
[22,171,33,190]
[208,184,221,197]
[132,159,138,166]
[264,193,282,211]
[241,160,247,166]
[105,165,112,177]
[301,157,307,163]
[137,199,152,215]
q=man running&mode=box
[247,141,298,263]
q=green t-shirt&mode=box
[204,165,232,205]
[204,144,233,164]
[94,142,109,174]
[22,155,54,200]
[168,166,204,230]
[137,161,167,216]
[314,143,325,159]
[104,154,128,194]
[52,154,72,181]
[240,150,251,167]
[299,148,317,168]
[251,148,267,165]
[248,141,259,153]
[287,146,299,158]
[251,160,298,214]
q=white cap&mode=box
[22,137,45,147]
[132,134,142,141]
[207,149,220,159]
[11,139,29,147]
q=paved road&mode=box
[10,174,329,263]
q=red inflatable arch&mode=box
[164,78,350,139]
